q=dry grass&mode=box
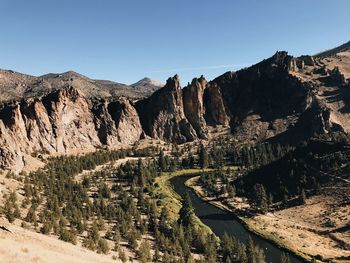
[0,224,120,263]
[154,169,210,220]
[187,174,350,262]
[246,193,350,262]
[153,169,215,235]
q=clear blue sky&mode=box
[1,0,349,85]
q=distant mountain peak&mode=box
[131,77,164,89]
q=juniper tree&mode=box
[2,191,20,223]
[280,253,292,263]
[137,240,151,263]
[198,144,209,169]
[253,184,268,212]
[178,192,194,227]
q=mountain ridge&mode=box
[0,69,162,103]
[0,41,350,172]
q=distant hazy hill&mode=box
[131,77,164,93]
[0,70,162,102]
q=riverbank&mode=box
[185,176,313,263]
[153,169,214,235]
[186,176,350,263]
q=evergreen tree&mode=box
[158,149,167,171]
[189,154,196,168]
[118,249,127,263]
[88,224,100,244]
[159,206,170,233]
[198,144,209,169]
[300,189,306,205]
[227,184,236,198]
[25,205,37,225]
[280,253,292,263]
[59,226,77,245]
[97,238,109,254]
[246,236,256,263]
[137,240,151,263]
[178,192,194,227]
[2,191,20,223]
[253,184,268,212]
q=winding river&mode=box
[170,175,305,263]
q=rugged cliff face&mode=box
[92,98,143,146]
[203,81,230,127]
[0,87,142,172]
[182,76,208,139]
[1,43,350,172]
[135,75,197,143]
[107,99,143,144]
[208,51,313,142]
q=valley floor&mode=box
[247,194,350,262]
[186,177,350,263]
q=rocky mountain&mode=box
[0,87,144,172]
[131,77,163,93]
[136,75,197,143]
[0,70,160,102]
[1,42,350,172]
[183,76,208,139]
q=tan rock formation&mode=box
[0,86,142,172]
[183,76,208,139]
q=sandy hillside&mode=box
[321,50,350,79]
[248,193,350,262]
[0,155,147,263]
[0,222,120,263]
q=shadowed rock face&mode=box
[208,52,312,142]
[183,76,208,139]
[135,75,197,143]
[108,99,143,144]
[92,99,143,146]
[203,82,230,126]
[215,52,310,121]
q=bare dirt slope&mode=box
[317,50,350,132]
[0,155,149,263]
[0,222,120,263]
[320,50,350,79]
[248,192,350,262]
[290,49,350,134]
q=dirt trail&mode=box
[74,156,142,182]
